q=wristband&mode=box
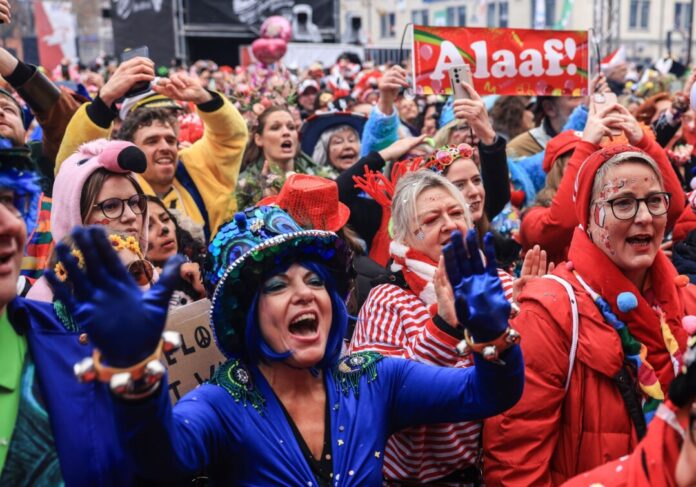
[455,327,521,364]
[74,331,181,397]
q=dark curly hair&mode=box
[115,108,179,143]
[145,195,207,298]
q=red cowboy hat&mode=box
[257,174,351,232]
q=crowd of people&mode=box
[2,0,696,484]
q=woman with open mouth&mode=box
[236,106,328,209]
[483,112,694,484]
[301,112,367,179]
[46,205,523,485]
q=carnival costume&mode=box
[562,335,696,486]
[484,144,692,486]
[3,142,151,486]
[47,206,524,486]
[27,138,149,302]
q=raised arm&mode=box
[453,82,510,219]
[387,229,524,429]
[44,226,231,479]
[55,56,155,170]
[360,65,407,156]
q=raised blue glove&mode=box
[443,229,510,342]
[45,226,184,367]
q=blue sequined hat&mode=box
[207,206,350,358]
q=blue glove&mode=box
[443,229,510,342]
[45,226,184,367]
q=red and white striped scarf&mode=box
[389,241,438,306]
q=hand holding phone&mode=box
[591,92,622,136]
[448,65,473,100]
[121,46,152,98]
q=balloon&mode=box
[251,38,288,65]
[260,16,292,43]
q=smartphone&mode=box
[591,92,622,136]
[447,65,473,100]
[121,46,151,98]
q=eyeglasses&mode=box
[127,259,155,287]
[93,194,147,220]
[603,192,671,220]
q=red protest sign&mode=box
[412,26,589,97]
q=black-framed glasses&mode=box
[127,259,155,287]
[604,192,671,220]
[93,194,147,220]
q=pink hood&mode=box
[28,139,149,302]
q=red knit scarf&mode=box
[568,228,687,393]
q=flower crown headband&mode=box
[423,143,475,173]
[54,234,143,282]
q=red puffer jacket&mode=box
[483,261,693,485]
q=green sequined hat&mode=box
[208,206,350,358]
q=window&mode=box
[487,1,509,27]
[412,9,429,26]
[675,2,692,30]
[500,2,508,27]
[531,0,557,28]
[446,7,455,25]
[458,6,467,26]
[380,12,396,38]
[629,0,650,29]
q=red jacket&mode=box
[520,136,686,264]
[562,402,683,487]
[483,263,693,485]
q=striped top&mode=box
[349,270,515,483]
[21,195,53,281]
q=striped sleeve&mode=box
[349,284,464,367]
[498,268,515,303]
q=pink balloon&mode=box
[419,44,433,61]
[260,16,292,42]
[251,38,287,65]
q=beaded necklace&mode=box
[572,271,681,425]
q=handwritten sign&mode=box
[164,299,227,404]
[412,25,589,96]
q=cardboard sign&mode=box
[412,25,589,96]
[164,299,227,404]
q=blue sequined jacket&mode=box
[113,347,524,486]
